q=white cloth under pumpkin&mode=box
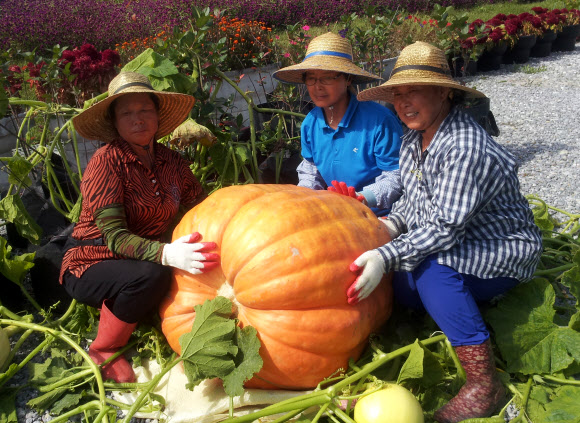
[112,359,312,422]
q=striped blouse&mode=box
[380,107,542,281]
[60,138,204,282]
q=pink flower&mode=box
[302,25,310,31]
[284,53,291,58]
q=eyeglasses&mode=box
[303,74,343,86]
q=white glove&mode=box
[379,217,401,240]
[347,250,387,304]
[161,232,219,275]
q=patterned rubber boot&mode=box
[89,302,137,383]
[433,339,505,423]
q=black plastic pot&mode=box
[477,42,508,72]
[530,30,557,57]
[552,24,580,52]
[458,97,500,137]
[502,35,537,64]
[448,57,478,77]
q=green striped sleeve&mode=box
[94,204,165,263]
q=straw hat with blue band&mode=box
[357,41,485,104]
[273,32,382,84]
[73,72,195,143]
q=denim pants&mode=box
[392,254,519,346]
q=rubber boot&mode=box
[89,302,137,383]
[434,339,505,423]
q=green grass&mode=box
[445,0,566,21]
[514,63,548,73]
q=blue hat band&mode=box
[304,50,352,61]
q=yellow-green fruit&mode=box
[354,384,424,423]
[0,327,10,368]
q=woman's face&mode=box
[391,85,450,135]
[304,70,350,109]
[113,93,159,147]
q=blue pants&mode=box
[392,254,519,346]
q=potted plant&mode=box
[552,8,580,51]
[432,5,482,77]
[476,17,516,71]
[502,13,543,64]
[530,7,566,57]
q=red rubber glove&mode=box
[327,180,365,202]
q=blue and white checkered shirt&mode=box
[380,107,542,281]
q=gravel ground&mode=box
[4,44,580,422]
[461,47,580,214]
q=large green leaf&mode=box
[2,153,34,188]
[536,385,580,422]
[179,296,238,389]
[27,387,67,412]
[0,237,36,284]
[486,277,580,375]
[397,340,445,388]
[178,296,263,395]
[122,48,194,94]
[222,325,263,397]
[0,194,42,244]
[0,387,18,423]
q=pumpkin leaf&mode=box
[0,237,36,285]
[122,48,195,94]
[0,387,18,423]
[50,391,83,415]
[535,385,580,422]
[27,387,67,412]
[485,277,580,375]
[397,340,445,388]
[179,296,238,390]
[28,356,70,386]
[222,325,263,397]
[0,194,43,245]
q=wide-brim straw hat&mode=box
[73,72,195,142]
[273,32,382,85]
[357,41,485,103]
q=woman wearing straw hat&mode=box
[60,72,219,383]
[346,42,542,422]
[273,32,404,216]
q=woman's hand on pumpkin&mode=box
[328,180,365,203]
[347,250,387,304]
[162,232,220,275]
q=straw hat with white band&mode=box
[357,41,485,104]
[73,72,195,143]
[273,32,382,84]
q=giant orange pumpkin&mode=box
[159,184,393,390]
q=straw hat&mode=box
[273,32,382,84]
[73,72,195,142]
[357,41,485,103]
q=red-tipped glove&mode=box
[328,180,365,203]
[346,250,387,305]
[162,232,220,275]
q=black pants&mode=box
[63,259,171,323]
